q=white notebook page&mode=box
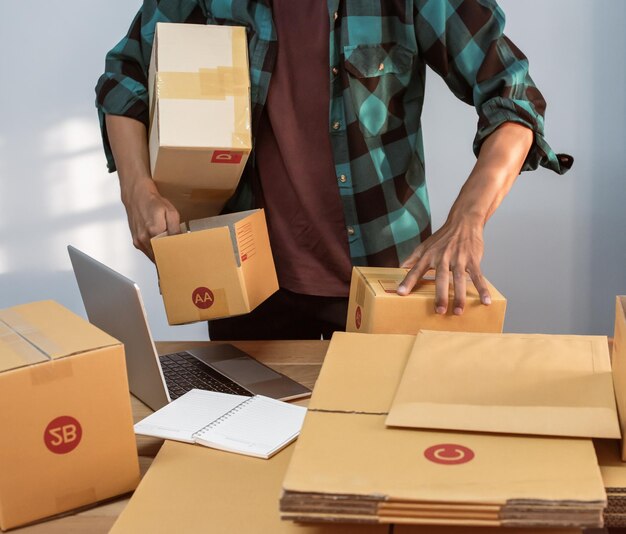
[134,389,248,442]
[193,395,307,458]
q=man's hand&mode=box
[121,176,180,261]
[399,212,490,315]
[397,122,534,314]
[105,114,181,261]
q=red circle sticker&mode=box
[44,416,83,454]
[424,444,475,465]
[192,287,215,309]
[355,306,362,329]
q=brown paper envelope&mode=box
[386,330,620,438]
[111,440,387,533]
[611,296,626,458]
[283,411,606,506]
[308,332,415,414]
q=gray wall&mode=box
[0,1,624,338]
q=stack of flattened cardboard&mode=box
[280,333,609,528]
[594,439,626,527]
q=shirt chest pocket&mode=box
[343,43,415,138]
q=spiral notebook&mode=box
[134,389,307,459]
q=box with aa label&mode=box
[346,266,506,334]
[152,208,279,325]
[148,23,252,221]
[0,301,140,530]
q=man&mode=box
[96,0,571,340]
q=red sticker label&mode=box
[355,306,362,329]
[211,151,243,164]
[44,416,82,454]
[424,444,475,465]
[192,287,215,309]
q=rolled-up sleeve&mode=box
[415,0,572,174]
[95,1,205,172]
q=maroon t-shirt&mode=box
[253,0,352,297]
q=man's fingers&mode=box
[400,244,424,269]
[434,267,450,314]
[164,204,181,236]
[398,261,430,296]
[469,268,491,305]
[452,268,467,315]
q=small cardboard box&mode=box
[152,208,278,325]
[148,22,251,221]
[346,266,506,334]
[0,301,140,530]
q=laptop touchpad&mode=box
[211,357,282,385]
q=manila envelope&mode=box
[611,296,626,459]
[386,330,621,439]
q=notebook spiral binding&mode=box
[192,396,256,438]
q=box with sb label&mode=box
[0,300,140,530]
[152,208,279,325]
[346,266,507,334]
[148,23,252,221]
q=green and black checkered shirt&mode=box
[96,0,572,267]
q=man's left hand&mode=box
[398,213,491,315]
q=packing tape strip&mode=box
[155,27,251,150]
[29,358,74,386]
[355,275,366,308]
[230,27,251,150]
[0,320,47,366]
[0,309,65,357]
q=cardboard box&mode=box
[0,301,140,530]
[152,208,278,325]
[612,296,626,459]
[281,332,607,528]
[346,267,506,334]
[148,23,251,221]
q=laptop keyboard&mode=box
[159,352,252,400]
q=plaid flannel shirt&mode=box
[96,0,572,267]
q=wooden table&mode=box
[9,339,615,534]
[12,340,328,534]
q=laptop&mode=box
[67,245,311,411]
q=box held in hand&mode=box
[152,208,278,325]
[0,301,140,530]
[346,266,506,334]
[148,23,252,221]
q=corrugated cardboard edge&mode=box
[613,296,626,460]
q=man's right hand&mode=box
[105,114,181,261]
[121,176,180,261]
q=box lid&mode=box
[355,266,505,301]
[0,300,120,373]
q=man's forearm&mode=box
[447,122,533,227]
[105,114,180,259]
[105,114,153,204]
